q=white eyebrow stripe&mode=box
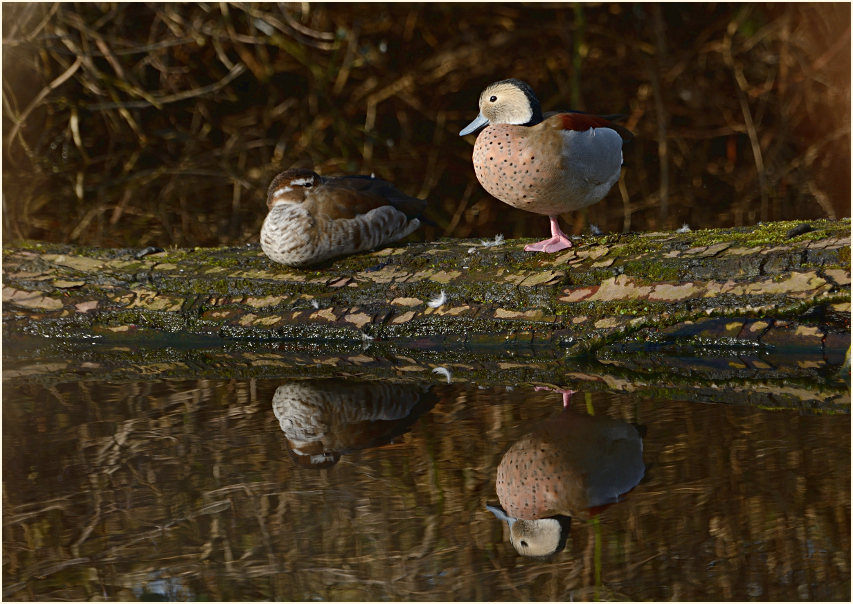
[290,177,314,187]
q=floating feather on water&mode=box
[432,366,452,383]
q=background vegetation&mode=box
[3,3,850,248]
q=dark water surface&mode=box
[3,373,850,601]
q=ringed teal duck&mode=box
[271,379,436,469]
[260,168,426,267]
[460,79,630,253]
[488,390,645,557]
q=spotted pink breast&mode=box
[496,408,645,520]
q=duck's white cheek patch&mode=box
[271,187,301,205]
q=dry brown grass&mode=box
[2,3,850,248]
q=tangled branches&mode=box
[2,3,849,248]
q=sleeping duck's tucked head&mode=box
[266,168,322,209]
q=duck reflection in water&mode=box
[488,389,645,558]
[272,379,436,469]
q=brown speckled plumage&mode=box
[271,380,433,468]
[460,79,630,253]
[260,168,426,267]
[489,399,644,557]
[496,405,644,520]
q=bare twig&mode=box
[5,54,82,145]
[86,63,247,109]
[649,4,669,226]
[723,26,769,222]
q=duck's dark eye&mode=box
[489,95,497,102]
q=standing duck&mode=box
[459,79,630,253]
[260,168,426,267]
[488,390,645,557]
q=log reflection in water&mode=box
[1,378,848,600]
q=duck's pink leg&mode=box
[534,385,577,408]
[523,216,574,253]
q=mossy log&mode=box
[3,219,850,359]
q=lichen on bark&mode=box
[2,219,850,359]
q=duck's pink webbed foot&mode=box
[524,216,574,253]
[534,385,577,408]
[524,235,573,253]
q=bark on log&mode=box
[3,219,850,359]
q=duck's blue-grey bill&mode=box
[459,113,490,136]
[486,504,516,527]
